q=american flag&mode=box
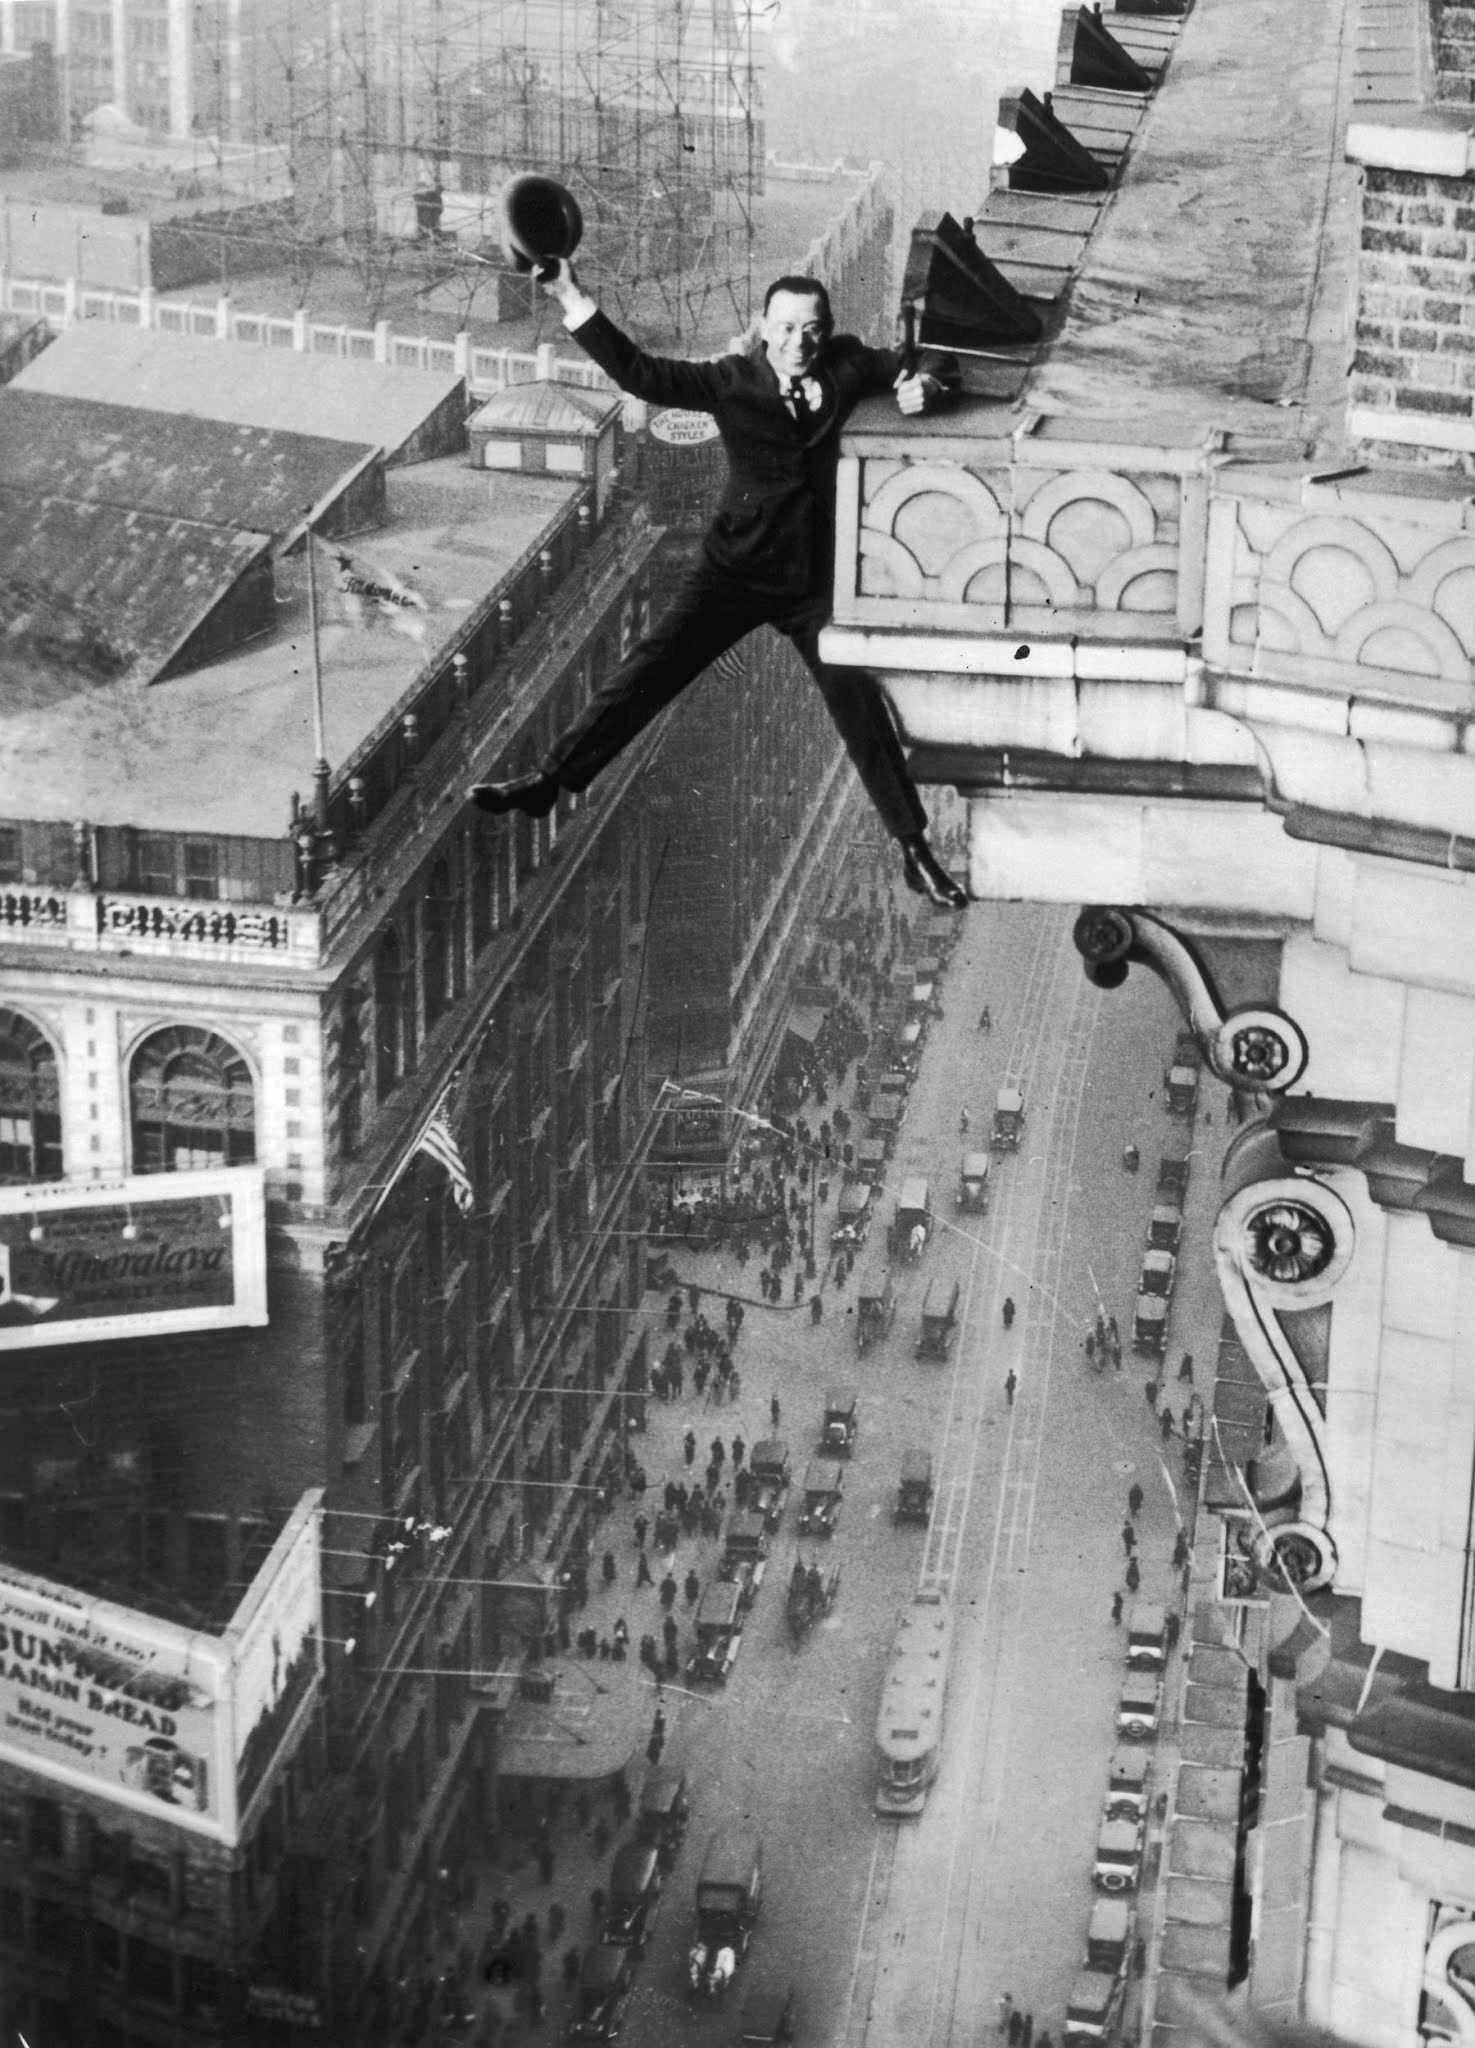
[414,1080,475,1216]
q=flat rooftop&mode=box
[13,320,464,459]
[0,459,578,839]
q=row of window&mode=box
[0,1012,255,1184]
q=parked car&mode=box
[636,1766,690,1859]
[600,1841,663,1949]
[566,1945,637,2042]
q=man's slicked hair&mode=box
[763,275,834,332]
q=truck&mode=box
[1165,1056,1199,1116]
[1148,1201,1183,1252]
[852,1136,889,1185]
[831,1183,874,1251]
[694,1826,763,1963]
[890,1177,932,1262]
[855,1266,897,1354]
[916,1278,961,1360]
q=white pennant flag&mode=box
[327,543,430,643]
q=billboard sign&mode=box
[0,1491,322,1844]
[0,1167,267,1351]
[648,407,721,445]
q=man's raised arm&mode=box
[540,258,728,414]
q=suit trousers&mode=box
[543,564,927,842]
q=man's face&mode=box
[761,289,828,382]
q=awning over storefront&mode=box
[493,1660,653,1784]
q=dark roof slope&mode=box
[0,389,378,546]
[0,484,270,687]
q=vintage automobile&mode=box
[916,1278,961,1361]
[744,1441,791,1530]
[1092,1816,1145,1894]
[1104,1747,1151,1824]
[738,1984,798,2045]
[719,1510,770,1588]
[796,1459,844,1538]
[855,1267,897,1355]
[894,1447,934,1526]
[1132,1290,1169,1358]
[851,1136,889,1184]
[600,1840,664,1949]
[566,1944,637,2042]
[685,1573,754,1686]
[1125,1601,1168,1670]
[1139,1248,1178,1299]
[820,1387,859,1456]
[991,1084,1026,1151]
[636,1765,691,1858]
[1116,1669,1163,1742]
[957,1150,991,1214]
[785,1556,840,1643]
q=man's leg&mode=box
[781,604,924,840]
[782,601,965,907]
[547,571,763,792]
[471,569,763,814]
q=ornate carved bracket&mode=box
[1212,1164,1355,1594]
[1423,1912,1475,2048]
[1073,905,1310,1095]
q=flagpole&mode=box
[304,515,331,834]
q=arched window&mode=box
[0,1011,62,1183]
[130,1027,256,1174]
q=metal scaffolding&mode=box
[280,0,762,338]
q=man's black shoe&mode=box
[468,773,560,818]
[900,834,967,910]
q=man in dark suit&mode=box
[471,263,966,908]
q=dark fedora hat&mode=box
[499,174,584,277]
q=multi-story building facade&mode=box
[0,349,664,2042]
[819,0,1475,2037]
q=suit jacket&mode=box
[569,308,958,598]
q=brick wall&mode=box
[1432,0,1475,99]
[1350,162,1475,471]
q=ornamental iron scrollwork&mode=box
[1212,1172,1354,1596]
[1073,906,1309,1096]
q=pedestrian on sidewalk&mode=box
[1173,1528,1190,1569]
[1178,1350,1195,1382]
[1111,1589,1123,1624]
[1002,1296,1015,1330]
[710,1435,726,1471]
[684,1568,700,1606]
[1021,2013,1034,2048]
[1127,1482,1144,1519]
[659,1572,677,1611]
[1126,1555,1141,1594]
[1008,2013,1024,2047]
[1121,1520,1136,1557]
[683,1428,696,1467]
[636,1550,654,1588]
[793,1270,805,1305]
[1145,1378,1159,1411]
[771,1392,782,1430]
[810,1293,824,1325]
[601,1549,617,1589]
[1004,1367,1017,1408]
[732,1434,745,1469]
[1159,1405,1174,1441]
[1165,1609,1182,1652]
[634,1513,648,1549]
